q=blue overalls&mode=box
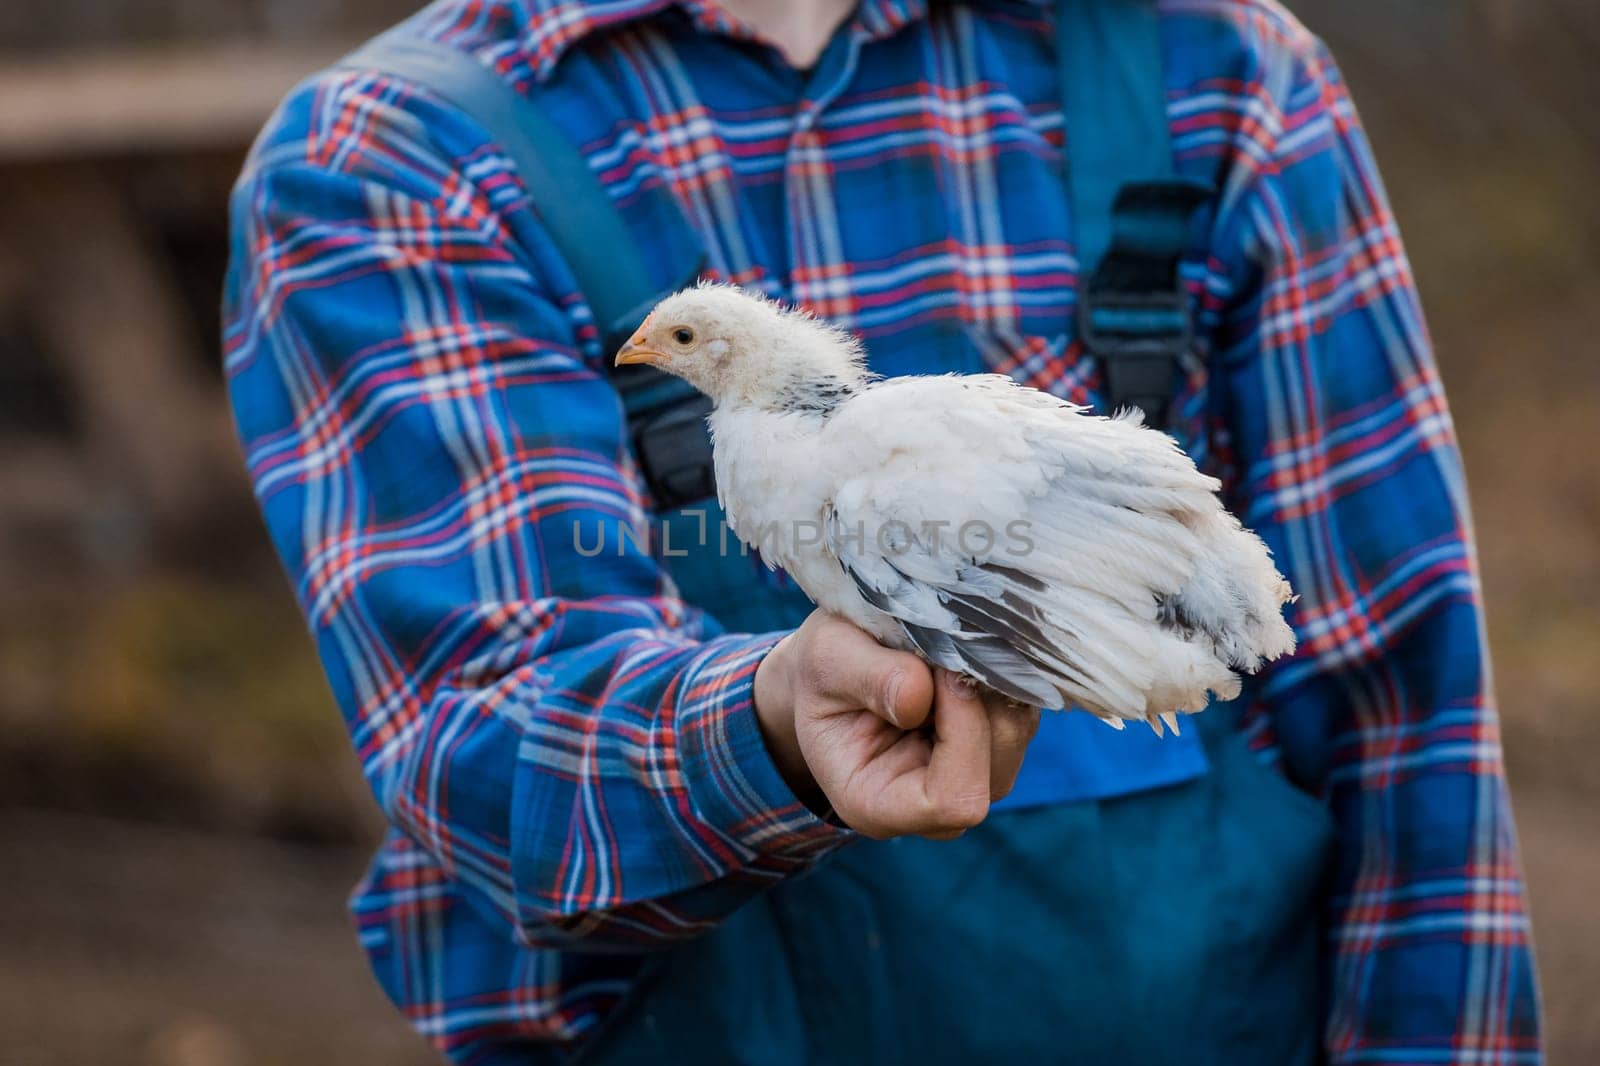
[342,4,1335,1061]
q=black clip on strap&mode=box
[604,256,715,511]
[1079,179,1212,430]
[624,386,718,508]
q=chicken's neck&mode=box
[712,312,873,414]
[716,359,871,417]
[752,334,870,412]
[770,371,865,416]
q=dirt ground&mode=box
[0,810,434,1066]
[1516,783,1600,1065]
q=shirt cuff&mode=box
[676,633,854,864]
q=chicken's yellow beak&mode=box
[614,336,669,368]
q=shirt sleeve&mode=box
[1208,33,1542,1065]
[223,72,848,953]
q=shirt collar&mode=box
[520,0,934,82]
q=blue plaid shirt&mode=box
[224,0,1540,1061]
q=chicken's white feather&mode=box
[618,285,1297,725]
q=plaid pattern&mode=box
[224,0,1540,1061]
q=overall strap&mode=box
[339,32,700,354]
[1055,0,1212,430]
[337,33,714,509]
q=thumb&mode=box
[821,625,934,729]
[877,656,936,730]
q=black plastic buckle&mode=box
[630,393,717,509]
[602,257,716,511]
[611,361,718,510]
[1078,179,1212,431]
[1079,286,1192,429]
[1079,285,1192,429]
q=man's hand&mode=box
[753,611,1042,839]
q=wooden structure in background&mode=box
[0,42,349,578]
[0,43,345,162]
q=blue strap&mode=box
[1055,0,1211,430]
[338,32,701,355]
[339,32,714,508]
[1055,0,1174,273]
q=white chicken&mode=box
[615,283,1296,732]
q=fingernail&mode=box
[884,672,904,726]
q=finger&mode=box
[984,698,1042,801]
[809,619,935,729]
[917,669,992,834]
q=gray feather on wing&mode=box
[825,505,1062,707]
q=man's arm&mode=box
[225,71,1028,954]
[1208,19,1541,1063]
[225,89,841,948]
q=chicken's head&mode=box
[615,282,868,409]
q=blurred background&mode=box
[0,2,1595,1063]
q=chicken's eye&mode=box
[672,326,696,346]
